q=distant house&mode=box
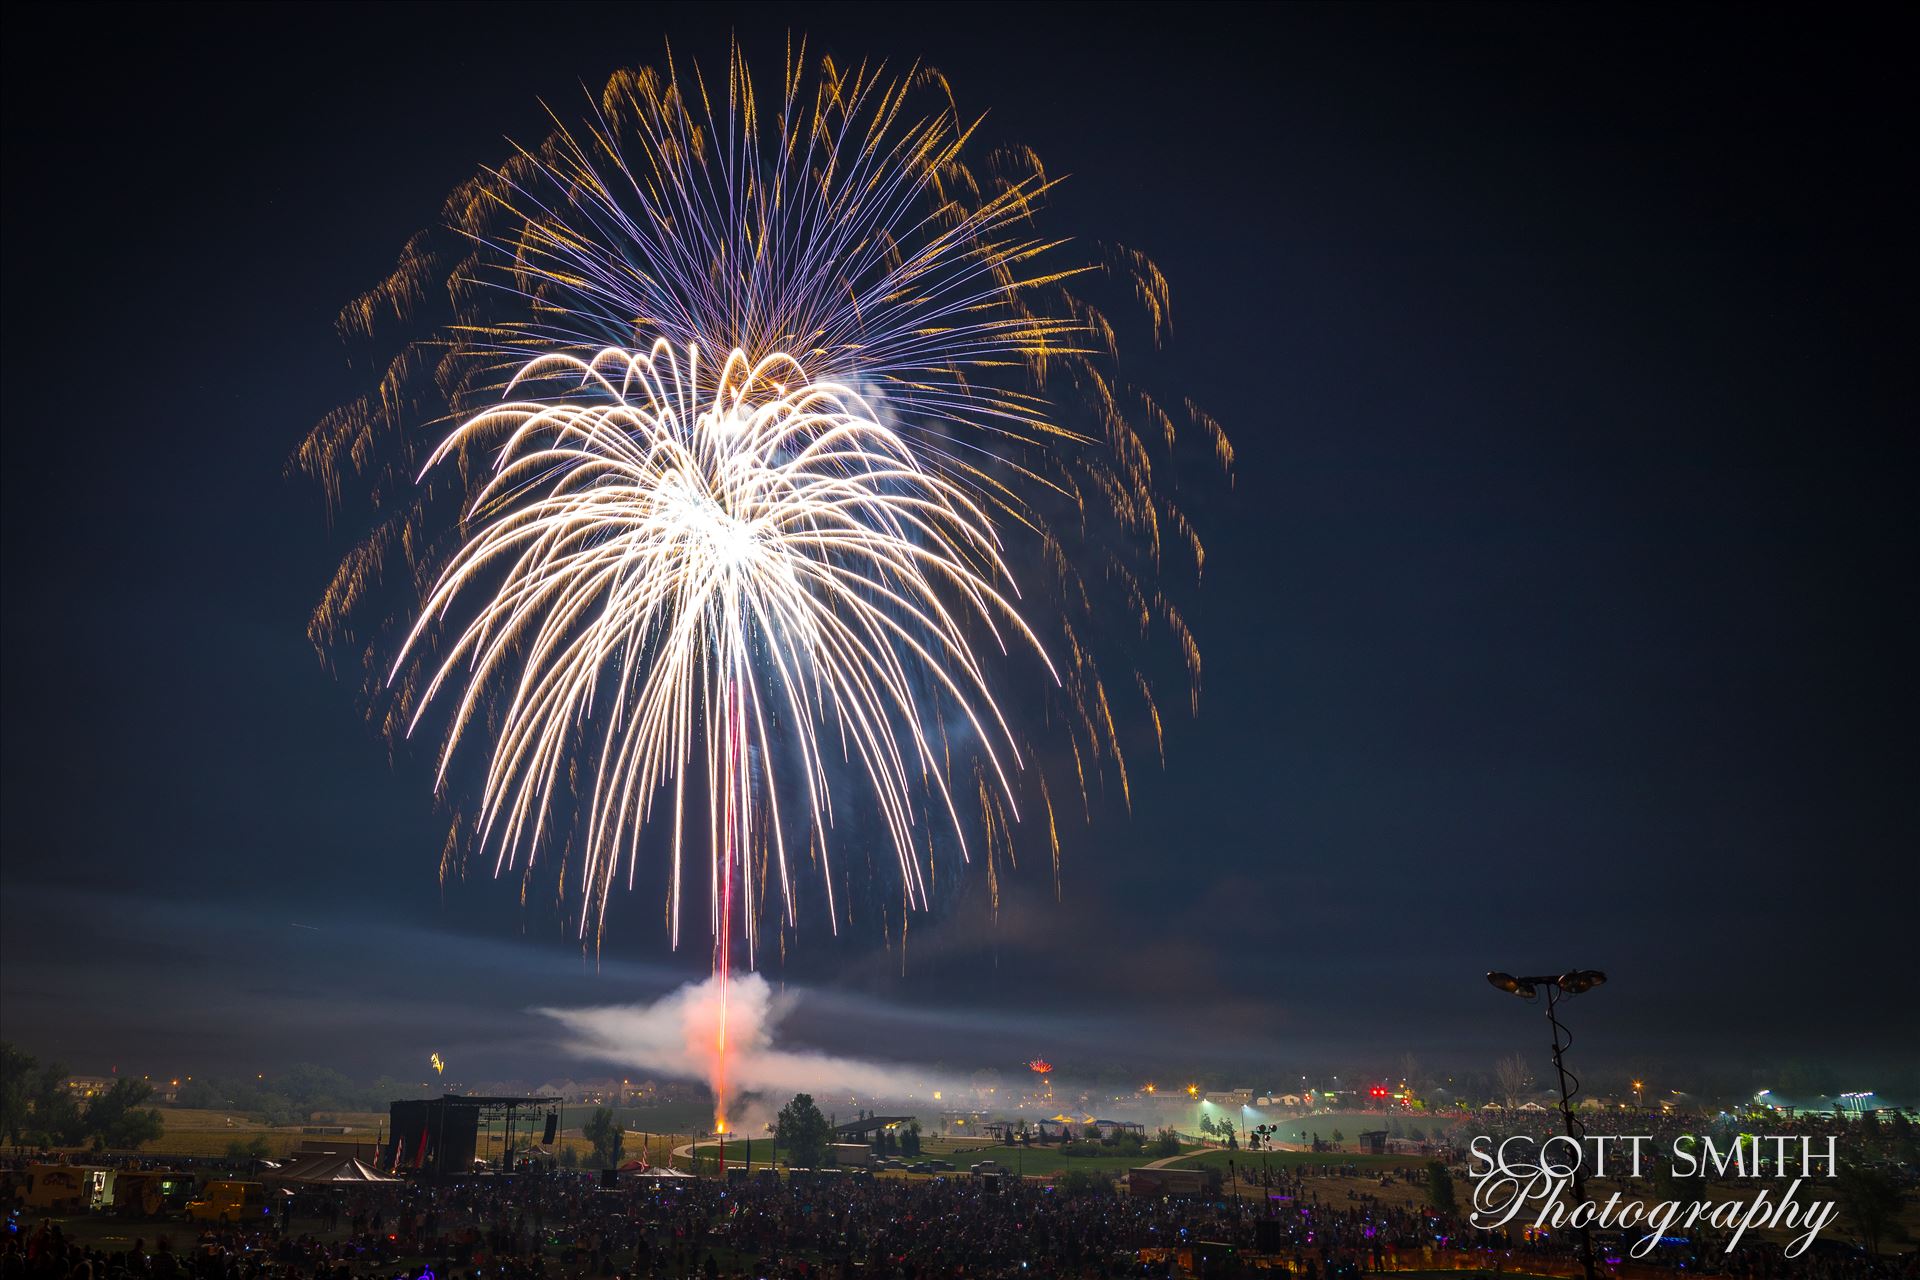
[830,1115,915,1141]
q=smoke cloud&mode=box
[539,973,948,1129]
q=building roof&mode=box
[831,1115,916,1138]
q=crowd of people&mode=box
[2,1153,1912,1280]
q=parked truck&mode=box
[112,1171,197,1217]
[23,1166,112,1213]
[185,1180,275,1224]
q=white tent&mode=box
[620,1163,695,1180]
[269,1153,402,1185]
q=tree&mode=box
[25,1062,83,1146]
[775,1093,831,1169]
[277,1063,355,1120]
[1888,1112,1919,1166]
[1837,1163,1903,1254]
[902,1120,922,1157]
[1651,1154,1681,1203]
[174,1078,225,1110]
[85,1079,164,1150]
[1,1044,35,1144]
[1495,1055,1533,1109]
[582,1107,624,1168]
[1150,1128,1181,1159]
[1427,1161,1458,1214]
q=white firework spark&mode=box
[301,40,1229,1040]
[399,341,1053,956]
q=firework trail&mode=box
[299,38,1229,1130]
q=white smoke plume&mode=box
[539,973,948,1128]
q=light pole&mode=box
[1253,1124,1277,1214]
[1486,969,1607,1280]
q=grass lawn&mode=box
[677,1143,942,1175]
[675,1138,1207,1179]
[679,1140,788,1174]
[1254,1110,1447,1145]
[1169,1148,1423,1174]
[140,1108,388,1158]
[138,1106,697,1169]
[932,1142,1203,1176]
[605,1100,718,1136]
[918,1138,1004,1160]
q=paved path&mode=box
[1140,1150,1198,1168]
[1147,1140,1313,1169]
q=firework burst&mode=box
[400,341,1048,957]
[301,37,1228,1122]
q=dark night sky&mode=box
[3,4,1915,1089]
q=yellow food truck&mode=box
[111,1170,197,1217]
[184,1180,275,1224]
[23,1165,112,1213]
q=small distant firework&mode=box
[430,1052,446,1076]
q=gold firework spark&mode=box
[300,36,1228,957]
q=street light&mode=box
[1486,970,1607,1280]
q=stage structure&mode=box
[387,1095,561,1179]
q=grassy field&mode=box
[677,1139,1412,1181]
[918,1142,1204,1176]
[679,1138,783,1174]
[135,1107,695,1169]
[919,1135,1001,1155]
[675,1146,1163,1178]
[139,1108,388,1158]
[130,1102,1423,1174]
[1252,1110,1439,1144]
[602,1101,717,1136]
[1169,1147,1424,1173]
